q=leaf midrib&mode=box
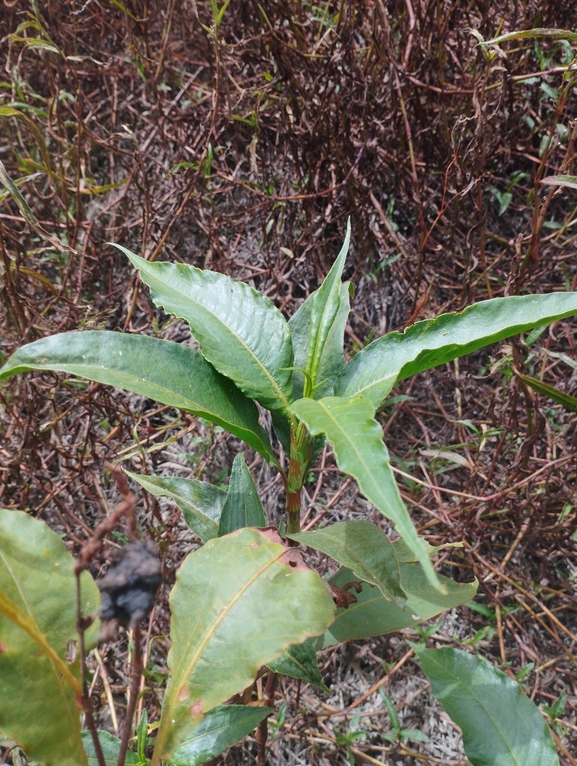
[151,277,291,413]
[427,657,524,765]
[0,550,82,737]
[161,540,288,747]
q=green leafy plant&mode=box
[378,689,429,745]
[1,221,574,765]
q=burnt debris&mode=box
[98,541,162,626]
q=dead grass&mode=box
[1,1,577,764]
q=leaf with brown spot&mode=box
[151,528,335,764]
[0,509,100,766]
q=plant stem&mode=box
[256,671,277,766]
[117,626,143,766]
[286,485,302,535]
[286,423,311,535]
[76,572,106,766]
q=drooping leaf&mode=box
[514,370,577,412]
[289,520,405,605]
[316,561,477,649]
[117,247,294,414]
[168,705,270,766]
[267,639,329,692]
[0,331,273,461]
[81,731,139,766]
[0,509,100,766]
[291,396,442,592]
[337,293,577,408]
[152,527,335,763]
[289,220,351,398]
[125,471,226,542]
[413,645,559,766]
[218,452,266,536]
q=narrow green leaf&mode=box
[0,509,100,766]
[267,639,329,692]
[152,527,335,763]
[485,28,577,45]
[116,247,294,414]
[169,705,269,766]
[289,220,351,398]
[218,452,266,536]
[514,370,577,412]
[337,293,577,408]
[0,331,273,461]
[0,158,38,225]
[125,471,226,542]
[81,731,139,766]
[540,174,577,191]
[413,646,559,766]
[289,520,406,605]
[317,562,477,649]
[291,396,442,592]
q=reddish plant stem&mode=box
[76,572,106,766]
[256,671,278,766]
[117,626,143,766]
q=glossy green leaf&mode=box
[81,731,139,766]
[289,220,351,398]
[0,509,100,766]
[267,639,329,692]
[125,471,226,542]
[117,247,293,414]
[169,705,270,766]
[152,527,335,763]
[514,370,577,412]
[291,396,442,591]
[0,331,273,461]
[413,646,559,766]
[316,561,477,649]
[218,452,266,536]
[289,520,405,605]
[338,293,577,408]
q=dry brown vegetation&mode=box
[1,0,577,764]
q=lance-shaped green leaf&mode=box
[291,396,442,592]
[413,645,559,766]
[81,732,139,766]
[316,562,477,649]
[218,452,266,536]
[125,471,226,542]
[267,638,329,692]
[168,705,270,766]
[289,520,405,605]
[338,293,577,408]
[0,509,100,766]
[0,331,273,461]
[289,220,351,398]
[514,370,577,412]
[117,246,294,414]
[152,527,335,763]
